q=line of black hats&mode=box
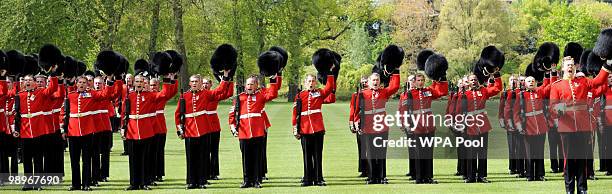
[131,50,183,78]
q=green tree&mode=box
[539,3,600,50]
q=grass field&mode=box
[1,101,612,193]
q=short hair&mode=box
[246,75,259,84]
[34,74,47,79]
[190,74,202,81]
[125,73,133,78]
[414,73,425,79]
[369,73,380,80]
[525,76,535,83]
[150,78,159,84]
[94,76,104,82]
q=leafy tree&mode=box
[539,2,600,50]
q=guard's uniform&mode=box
[121,79,175,188]
[354,74,400,183]
[228,76,280,186]
[601,86,612,175]
[447,89,464,177]
[399,80,448,183]
[549,69,610,193]
[513,75,555,180]
[349,90,367,176]
[63,80,119,189]
[506,87,526,177]
[586,85,607,178]
[174,79,231,186]
[15,76,58,186]
[292,75,335,184]
[462,77,502,182]
[0,79,13,181]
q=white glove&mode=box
[499,119,505,128]
[293,126,301,140]
[230,126,238,137]
[516,124,525,135]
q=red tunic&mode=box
[174,81,232,138]
[17,77,58,138]
[228,77,281,139]
[353,74,400,134]
[152,81,178,134]
[461,77,502,136]
[398,81,449,134]
[122,81,175,140]
[513,77,555,135]
[291,75,335,134]
[64,82,119,137]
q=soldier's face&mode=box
[305,76,317,90]
[35,77,46,88]
[608,74,612,86]
[414,76,424,88]
[134,77,144,92]
[150,81,159,92]
[94,79,103,90]
[202,79,211,90]
[76,77,88,92]
[525,78,536,90]
[360,79,368,88]
[468,75,478,87]
[189,77,201,91]
[143,79,150,92]
[563,62,575,76]
[125,75,133,86]
[23,77,35,91]
[509,77,518,88]
[368,75,380,89]
[246,78,258,94]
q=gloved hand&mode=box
[231,126,238,137]
[293,126,301,140]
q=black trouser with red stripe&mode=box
[561,132,591,193]
[407,132,416,179]
[97,130,112,180]
[240,136,264,184]
[415,132,435,181]
[363,132,388,182]
[185,135,210,185]
[42,130,64,177]
[602,127,612,174]
[548,128,564,172]
[69,134,93,188]
[510,132,526,176]
[300,131,325,183]
[524,134,545,179]
[155,133,167,179]
[127,137,151,187]
[465,133,488,180]
[356,133,367,175]
[22,137,44,179]
[0,133,19,182]
[90,132,101,184]
[209,131,220,178]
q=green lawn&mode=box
[1,101,612,193]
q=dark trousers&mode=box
[0,133,19,181]
[260,135,268,177]
[185,135,209,185]
[465,133,488,180]
[455,132,466,177]
[144,135,157,185]
[407,133,416,178]
[506,131,515,173]
[415,132,434,180]
[97,130,112,179]
[363,132,388,181]
[155,133,167,178]
[68,135,93,188]
[602,128,612,174]
[561,132,591,193]
[123,140,128,155]
[127,138,151,187]
[22,137,44,177]
[548,128,564,172]
[209,131,220,178]
[524,134,546,178]
[510,132,526,175]
[300,131,325,182]
[597,130,605,171]
[356,133,367,174]
[90,132,100,184]
[240,137,264,183]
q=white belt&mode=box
[412,108,432,114]
[606,105,612,110]
[22,111,53,118]
[0,109,5,113]
[128,113,157,119]
[52,108,61,113]
[467,109,487,115]
[156,110,164,114]
[70,109,110,118]
[565,105,588,111]
[240,113,262,119]
[364,108,386,115]
[185,110,207,118]
[524,110,543,117]
[206,110,217,114]
[300,109,321,116]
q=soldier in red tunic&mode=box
[229,74,281,188]
[549,56,612,194]
[349,77,368,177]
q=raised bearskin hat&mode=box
[165,50,183,73]
[476,46,505,76]
[579,50,592,77]
[38,44,64,73]
[416,49,435,71]
[95,50,121,76]
[593,28,612,60]
[117,53,129,76]
[62,56,78,78]
[0,50,7,71]
[83,70,95,78]
[317,50,342,84]
[380,44,405,71]
[24,55,40,76]
[525,63,545,82]
[76,61,87,77]
[587,51,605,75]
[134,59,152,77]
[472,63,488,85]
[6,50,25,76]
[210,44,238,78]
[312,48,335,73]
[424,53,448,81]
[269,46,288,71]
[151,51,172,76]
[564,42,583,65]
[258,51,283,77]
[371,53,390,87]
[533,42,560,72]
